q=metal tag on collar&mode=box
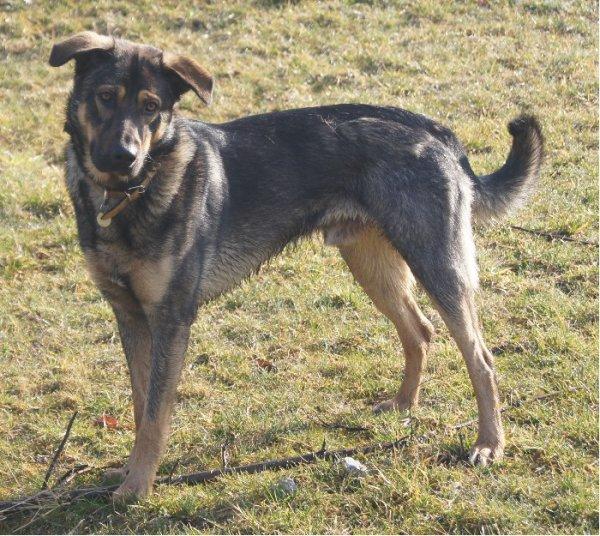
[97,191,112,227]
[97,212,112,227]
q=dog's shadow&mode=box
[145,482,297,532]
[430,438,473,468]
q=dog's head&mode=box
[49,32,212,186]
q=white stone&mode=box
[339,456,368,477]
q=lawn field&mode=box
[0,0,598,533]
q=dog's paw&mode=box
[372,397,412,414]
[469,442,504,467]
[112,476,152,503]
[102,466,128,485]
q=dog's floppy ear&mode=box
[162,52,213,105]
[49,31,115,67]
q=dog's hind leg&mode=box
[440,291,504,466]
[424,273,504,466]
[382,214,504,466]
[337,226,434,412]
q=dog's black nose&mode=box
[95,145,138,173]
[111,146,137,168]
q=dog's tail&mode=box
[471,115,544,223]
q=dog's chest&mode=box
[85,244,175,307]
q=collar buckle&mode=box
[126,184,147,196]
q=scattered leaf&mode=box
[93,415,119,429]
[338,456,368,477]
[255,358,277,372]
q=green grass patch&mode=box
[0,0,597,533]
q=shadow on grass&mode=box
[2,484,276,534]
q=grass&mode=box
[0,0,597,533]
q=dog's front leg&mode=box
[102,308,152,484]
[114,320,191,501]
[114,309,152,431]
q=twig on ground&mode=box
[41,411,78,490]
[313,416,373,434]
[13,502,64,534]
[165,433,410,487]
[510,225,598,246]
[0,434,414,516]
[54,464,92,489]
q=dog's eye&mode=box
[98,91,114,103]
[144,101,159,114]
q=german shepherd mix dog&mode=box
[49,32,543,500]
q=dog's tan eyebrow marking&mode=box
[95,85,126,102]
[138,89,161,106]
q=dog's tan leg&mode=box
[86,260,153,483]
[114,309,152,430]
[436,295,504,465]
[338,227,434,412]
[113,321,190,501]
[370,213,504,465]
[102,308,152,484]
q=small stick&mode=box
[313,417,372,434]
[510,225,598,246]
[41,411,78,491]
[165,434,412,487]
[53,464,92,489]
[0,434,415,515]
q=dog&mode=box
[48,32,543,500]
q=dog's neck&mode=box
[95,173,157,227]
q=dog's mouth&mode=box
[90,154,137,176]
[84,154,135,190]
[87,146,147,187]
[94,174,132,192]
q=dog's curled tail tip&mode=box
[472,113,544,224]
[508,114,542,137]
[507,115,545,161]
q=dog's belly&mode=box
[195,236,293,302]
[193,195,374,302]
